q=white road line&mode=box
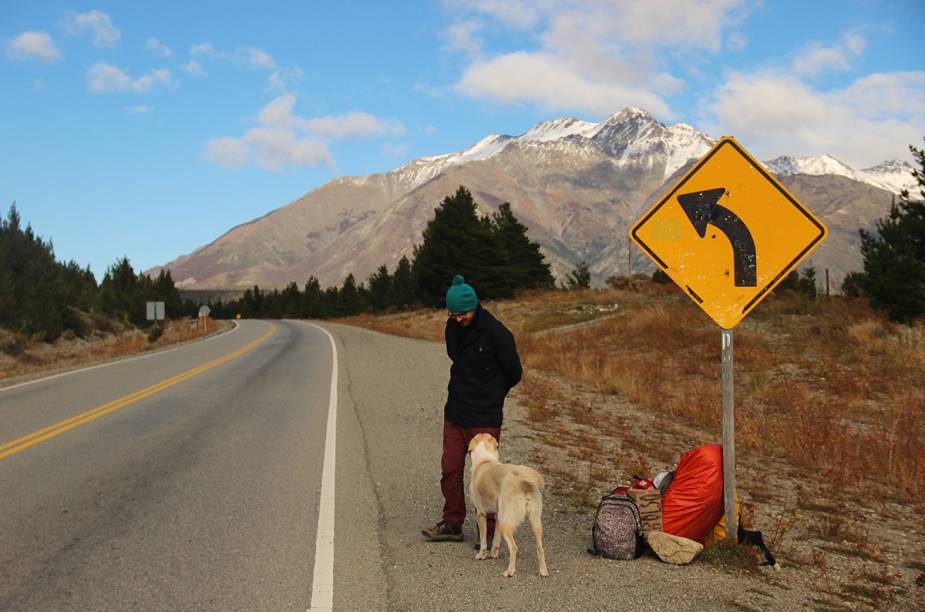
[309,323,338,611]
[0,321,240,394]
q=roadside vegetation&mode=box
[0,204,226,383]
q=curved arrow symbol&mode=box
[678,188,757,287]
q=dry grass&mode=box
[344,284,925,505]
[0,317,230,385]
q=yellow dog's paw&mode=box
[490,547,500,559]
[475,550,489,560]
[503,568,516,577]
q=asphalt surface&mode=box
[0,321,330,609]
[1,319,798,610]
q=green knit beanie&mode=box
[445,274,478,312]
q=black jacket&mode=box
[444,305,522,427]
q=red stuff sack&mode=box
[660,444,725,544]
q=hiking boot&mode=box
[422,521,464,542]
[473,530,494,550]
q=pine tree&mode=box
[0,203,105,340]
[367,264,393,312]
[153,269,183,318]
[391,256,415,309]
[281,282,302,318]
[303,276,328,318]
[775,266,817,298]
[99,257,146,325]
[857,141,925,322]
[412,186,510,307]
[490,202,554,290]
[567,261,591,290]
[238,286,264,318]
[337,273,365,316]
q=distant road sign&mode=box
[198,305,211,318]
[630,137,827,328]
[146,301,165,321]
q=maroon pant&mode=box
[441,420,501,529]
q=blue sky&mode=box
[2,1,923,280]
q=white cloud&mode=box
[727,31,747,51]
[146,37,173,58]
[792,32,867,78]
[843,31,867,56]
[87,62,173,93]
[182,60,205,76]
[242,127,334,171]
[127,105,151,114]
[444,19,483,56]
[445,0,546,29]
[187,43,300,90]
[61,10,120,48]
[204,137,250,168]
[300,111,405,138]
[704,69,925,166]
[459,51,673,117]
[204,94,405,172]
[269,66,305,92]
[239,46,275,69]
[190,43,216,57]
[597,0,750,50]
[6,31,60,61]
[448,0,749,118]
[256,94,297,127]
[383,142,410,158]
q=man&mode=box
[422,274,523,543]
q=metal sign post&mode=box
[721,329,736,540]
[198,305,211,334]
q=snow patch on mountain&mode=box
[861,160,918,194]
[520,116,601,142]
[766,155,916,194]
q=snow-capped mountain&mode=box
[861,160,919,194]
[766,155,916,194]
[154,108,913,294]
[590,108,714,177]
[379,108,711,193]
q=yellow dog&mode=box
[467,433,548,577]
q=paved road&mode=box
[1,321,333,609]
[1,319,794,610]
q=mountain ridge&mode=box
[153,108,916,293]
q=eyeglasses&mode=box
[447,311,469,320]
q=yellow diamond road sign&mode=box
[629,136,827,329]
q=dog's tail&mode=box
[521,470,544,526]
[519,469,545,495]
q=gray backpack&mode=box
[588,492,644,560]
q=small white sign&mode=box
[146,301,165,321]
[198,305,211,317]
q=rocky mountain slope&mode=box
[154,108,916,292]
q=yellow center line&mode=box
[0,323,277,461]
